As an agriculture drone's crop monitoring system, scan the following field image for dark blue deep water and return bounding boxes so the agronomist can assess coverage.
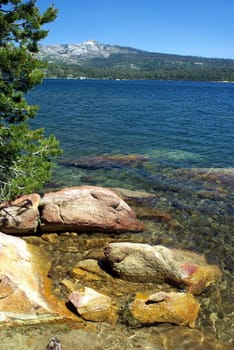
[29,79,234,168]
[27,79,234,345]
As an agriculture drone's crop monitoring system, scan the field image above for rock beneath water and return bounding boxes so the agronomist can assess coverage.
[40,186,143,233]
[0,193,40,234]
[129,291,200,328]
[104,242,222,295]
[135,207,172,223]
[0,232,70,323]
[112,187,157,203]
[0,323,232,350]
[68,287,118,323]
[59,154,149,170]
[175,168,234,186]
[71,259,111,281]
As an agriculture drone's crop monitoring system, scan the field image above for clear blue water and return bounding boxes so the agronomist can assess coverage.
[27,79,234,344]
[28,79,234,168]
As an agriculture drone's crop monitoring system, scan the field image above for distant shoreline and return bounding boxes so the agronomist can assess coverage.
[43,77,234,83]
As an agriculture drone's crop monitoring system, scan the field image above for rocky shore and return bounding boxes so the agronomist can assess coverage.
[0,186,233,349]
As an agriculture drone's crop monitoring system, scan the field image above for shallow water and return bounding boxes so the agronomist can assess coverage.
[9,79,233,348]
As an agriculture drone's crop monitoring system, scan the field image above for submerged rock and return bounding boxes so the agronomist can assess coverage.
[68,286,118,323]
[59,154,149,170]
[112,187,157,202]
[0,322,232,350]
[174,168,234,186]
[0,193,40,234]
[104,242,222,295]
[71,258,111,282]
[40,186,143,233]
[129,291,200,327]
[135,207,172,223]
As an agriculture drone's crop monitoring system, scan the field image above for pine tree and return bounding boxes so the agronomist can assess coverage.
[0,0,62,201]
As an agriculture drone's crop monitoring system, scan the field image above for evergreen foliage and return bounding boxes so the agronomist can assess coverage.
[45,62,234,81]
[0,0,61,201]
[43,49,234,81]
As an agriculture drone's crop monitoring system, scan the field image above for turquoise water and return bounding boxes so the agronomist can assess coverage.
[27,79,234,344]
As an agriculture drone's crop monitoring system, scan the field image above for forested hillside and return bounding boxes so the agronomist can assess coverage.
[40,40,234,81]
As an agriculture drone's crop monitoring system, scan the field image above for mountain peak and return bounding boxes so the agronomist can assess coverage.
[38,40,136,63]
[83,39,99,46]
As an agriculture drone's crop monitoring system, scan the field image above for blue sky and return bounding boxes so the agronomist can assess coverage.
[37,0,234,59]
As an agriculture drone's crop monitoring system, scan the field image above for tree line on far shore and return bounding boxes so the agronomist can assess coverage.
[45,62,234,81]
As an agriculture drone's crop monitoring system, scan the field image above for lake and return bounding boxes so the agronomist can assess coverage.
[29,79,234,168]
[26,79,234,347]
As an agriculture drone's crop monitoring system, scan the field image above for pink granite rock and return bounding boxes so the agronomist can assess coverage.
[40,186,143,233]
[0,193,40,234]
[104,242,222,295]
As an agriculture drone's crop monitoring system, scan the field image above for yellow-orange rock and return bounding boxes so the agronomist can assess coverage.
[71,259,111,282]
[69,287,118,323]
[0,231,73,323]
[129,291,200,328]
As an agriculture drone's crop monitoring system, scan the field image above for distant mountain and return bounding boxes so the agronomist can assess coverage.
[38,40,234,81]
[38,39,140,64]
